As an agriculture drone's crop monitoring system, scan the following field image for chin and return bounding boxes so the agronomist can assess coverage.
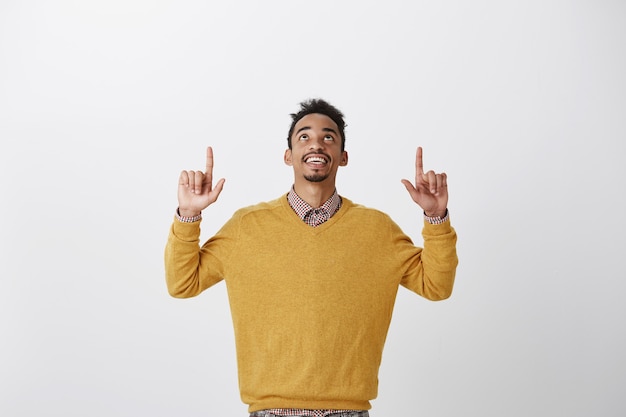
[304,174,329,183]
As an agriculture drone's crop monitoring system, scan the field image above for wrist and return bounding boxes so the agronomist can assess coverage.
[424,209,446,218]
[424,209,449,225]
[178,207,201,218]
[176,208,202,223]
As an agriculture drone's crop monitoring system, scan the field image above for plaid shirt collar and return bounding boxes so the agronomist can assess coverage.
[287,186,342,227]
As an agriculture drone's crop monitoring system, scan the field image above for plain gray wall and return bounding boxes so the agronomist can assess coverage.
[1,1,625,416]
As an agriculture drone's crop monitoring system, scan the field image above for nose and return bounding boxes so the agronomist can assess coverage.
[308,135,325,150]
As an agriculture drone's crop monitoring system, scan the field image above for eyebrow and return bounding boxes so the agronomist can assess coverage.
[295,126,338,135]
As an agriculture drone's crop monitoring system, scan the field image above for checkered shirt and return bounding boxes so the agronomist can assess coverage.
[287,187,342,227]
[262,409,356,417]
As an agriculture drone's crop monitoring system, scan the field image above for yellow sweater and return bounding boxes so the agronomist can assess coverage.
[165,195,458,412]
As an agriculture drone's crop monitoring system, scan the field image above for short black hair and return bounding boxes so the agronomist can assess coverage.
[287,99,346,151]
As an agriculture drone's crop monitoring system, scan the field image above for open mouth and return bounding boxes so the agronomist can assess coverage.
[304,154,329,166]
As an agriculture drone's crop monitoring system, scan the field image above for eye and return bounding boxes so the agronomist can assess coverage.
[299,134,309,141]
[324,135,334,141]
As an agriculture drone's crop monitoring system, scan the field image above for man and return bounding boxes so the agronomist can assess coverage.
[165,99,458,416]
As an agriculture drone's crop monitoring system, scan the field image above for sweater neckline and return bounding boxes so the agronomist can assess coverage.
[280,193,352,234]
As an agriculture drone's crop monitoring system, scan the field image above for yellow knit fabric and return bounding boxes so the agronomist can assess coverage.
[165,195,458,412]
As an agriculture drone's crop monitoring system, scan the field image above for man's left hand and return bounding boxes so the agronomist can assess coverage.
[401,147,448,217]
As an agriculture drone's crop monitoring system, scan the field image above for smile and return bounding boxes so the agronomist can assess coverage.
[305,156,328,164]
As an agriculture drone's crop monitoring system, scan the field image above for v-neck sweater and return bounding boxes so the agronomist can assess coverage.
[165,194,458,412]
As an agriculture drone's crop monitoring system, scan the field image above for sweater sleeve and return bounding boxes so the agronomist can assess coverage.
[397,219,458,301]
[164,214,239,298]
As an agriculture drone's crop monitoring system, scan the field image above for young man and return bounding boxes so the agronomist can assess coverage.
[165,99,458,416]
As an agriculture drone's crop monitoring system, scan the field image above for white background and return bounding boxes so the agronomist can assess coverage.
[1,1,625,416]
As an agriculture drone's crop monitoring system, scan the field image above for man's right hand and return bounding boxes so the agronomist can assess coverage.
[177,146,225,217]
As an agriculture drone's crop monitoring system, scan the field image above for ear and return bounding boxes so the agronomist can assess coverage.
[284,149,293,166]
[339,151,349,166]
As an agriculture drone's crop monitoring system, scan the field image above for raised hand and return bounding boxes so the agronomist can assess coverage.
[178,146,225,217]
[401,147,448,217]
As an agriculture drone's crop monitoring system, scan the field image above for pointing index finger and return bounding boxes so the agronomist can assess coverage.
[416,146,424,177]
[206,146,214,182]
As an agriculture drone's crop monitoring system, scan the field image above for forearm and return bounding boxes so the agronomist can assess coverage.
[164,219,205,298]
[419,219,458,300]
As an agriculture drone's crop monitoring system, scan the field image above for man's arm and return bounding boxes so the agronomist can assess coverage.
[399,147,457,300]
[165,147,227,298]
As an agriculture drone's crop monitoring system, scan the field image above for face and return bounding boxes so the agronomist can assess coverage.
[284,113,348,184]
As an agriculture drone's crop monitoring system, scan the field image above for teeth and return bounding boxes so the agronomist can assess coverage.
[306,157,327,163]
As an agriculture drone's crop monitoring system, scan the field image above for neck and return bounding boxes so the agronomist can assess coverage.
[292,179,336,208]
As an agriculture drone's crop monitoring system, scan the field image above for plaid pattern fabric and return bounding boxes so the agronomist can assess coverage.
[260,409,362,417]
[424,209,449,225]
[175,208,202,223]
[287,187,342,227]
